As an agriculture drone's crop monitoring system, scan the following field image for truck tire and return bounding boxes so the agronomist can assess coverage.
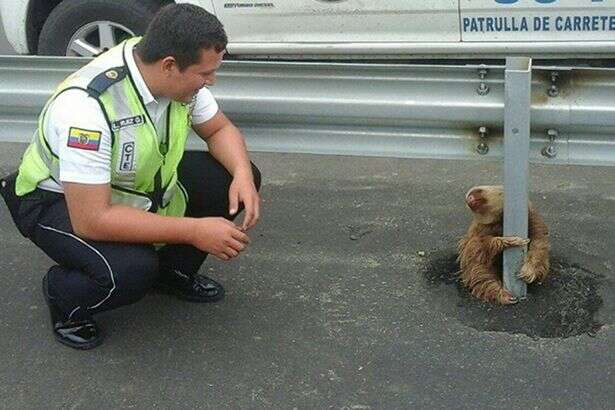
[38,0,169,56]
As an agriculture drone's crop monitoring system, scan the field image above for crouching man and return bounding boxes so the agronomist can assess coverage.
[0,4,261,349]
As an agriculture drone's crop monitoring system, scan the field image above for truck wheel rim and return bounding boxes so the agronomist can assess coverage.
[66,21,135,57]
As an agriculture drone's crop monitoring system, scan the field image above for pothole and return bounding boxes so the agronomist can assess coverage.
[422,250,607,339]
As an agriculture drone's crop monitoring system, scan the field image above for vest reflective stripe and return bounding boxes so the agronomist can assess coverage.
[109,175,180,211]
[16,37,191,217]
[111,188,153,211]
[33,129,60,182]
[31,89,69,185]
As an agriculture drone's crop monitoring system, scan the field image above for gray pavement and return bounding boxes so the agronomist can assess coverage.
[0,142,613,409]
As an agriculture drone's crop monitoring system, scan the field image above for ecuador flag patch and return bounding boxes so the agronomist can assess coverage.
[67,127,102,151]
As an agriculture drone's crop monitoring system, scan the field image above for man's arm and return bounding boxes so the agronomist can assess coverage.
[192,110,260,230]
[63,182,249,260]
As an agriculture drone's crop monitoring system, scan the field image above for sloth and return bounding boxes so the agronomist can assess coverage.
[457,185,550,305]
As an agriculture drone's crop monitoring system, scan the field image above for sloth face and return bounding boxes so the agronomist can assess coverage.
[464,185,504,225]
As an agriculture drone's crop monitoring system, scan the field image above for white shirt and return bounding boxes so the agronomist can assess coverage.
[38,41,219,192]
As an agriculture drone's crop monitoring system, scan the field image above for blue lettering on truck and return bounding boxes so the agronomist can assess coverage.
[495,0,558,4]
[463,0,614,33]
[495,0,602,3]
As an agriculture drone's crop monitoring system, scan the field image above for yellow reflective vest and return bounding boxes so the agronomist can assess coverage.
[16,37,191,217]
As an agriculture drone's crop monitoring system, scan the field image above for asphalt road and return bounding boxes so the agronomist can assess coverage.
[0,141,613,409]
[0,10,613,409]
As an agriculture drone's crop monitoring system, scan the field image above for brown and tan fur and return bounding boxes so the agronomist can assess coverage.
[457,185,550,305]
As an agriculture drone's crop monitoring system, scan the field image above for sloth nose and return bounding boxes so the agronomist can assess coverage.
[466,193,481,210]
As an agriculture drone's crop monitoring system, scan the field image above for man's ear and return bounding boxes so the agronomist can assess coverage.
[160,56,178,76]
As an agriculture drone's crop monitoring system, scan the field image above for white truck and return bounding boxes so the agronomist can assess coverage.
[1,0,614,61]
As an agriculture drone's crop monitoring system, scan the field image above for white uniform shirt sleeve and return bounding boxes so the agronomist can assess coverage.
[46,89,112,184]
[190,87,219,125]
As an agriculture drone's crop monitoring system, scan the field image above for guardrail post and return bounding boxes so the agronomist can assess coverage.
[503,57,532,300]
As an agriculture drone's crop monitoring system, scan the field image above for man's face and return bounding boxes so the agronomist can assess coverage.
[165,48,225,103]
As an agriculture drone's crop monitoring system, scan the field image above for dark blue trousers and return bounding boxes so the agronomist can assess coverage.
[2,152,260,321]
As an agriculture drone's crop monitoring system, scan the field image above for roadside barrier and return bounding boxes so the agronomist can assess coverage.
[1,56,614,166]
[1,56,613,297]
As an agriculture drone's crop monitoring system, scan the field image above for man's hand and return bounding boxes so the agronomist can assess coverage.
[228,170,261,231]
[191,217,250,260]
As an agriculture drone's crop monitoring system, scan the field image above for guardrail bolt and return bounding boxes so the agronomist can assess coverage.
[476,126,489,155]
[541,128,558,158]
[477,66,490,96]
[548,71,559,98]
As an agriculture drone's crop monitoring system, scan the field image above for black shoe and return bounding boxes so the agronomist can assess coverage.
[42,274,103,350]
[155,270,225,303]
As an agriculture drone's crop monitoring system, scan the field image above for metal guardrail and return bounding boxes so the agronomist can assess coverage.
[1,56,615,166]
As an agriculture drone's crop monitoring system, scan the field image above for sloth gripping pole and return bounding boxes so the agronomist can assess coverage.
[503,57,532,300]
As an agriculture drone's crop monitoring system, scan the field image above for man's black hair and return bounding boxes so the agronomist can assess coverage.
[136,4,228,70]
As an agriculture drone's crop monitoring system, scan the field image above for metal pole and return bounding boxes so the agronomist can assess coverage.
[503,57,532,299]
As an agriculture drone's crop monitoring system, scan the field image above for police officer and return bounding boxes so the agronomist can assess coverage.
[0,4,261,350]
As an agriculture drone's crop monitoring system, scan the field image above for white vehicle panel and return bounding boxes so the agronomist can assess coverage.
[0,0,29,53]
[461,0,615,42]
[210,0,460,43]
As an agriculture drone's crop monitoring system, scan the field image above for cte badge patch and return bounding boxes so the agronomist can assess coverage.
[67,127,102,151]
[111,115,145,131]
[120,142,135,172]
